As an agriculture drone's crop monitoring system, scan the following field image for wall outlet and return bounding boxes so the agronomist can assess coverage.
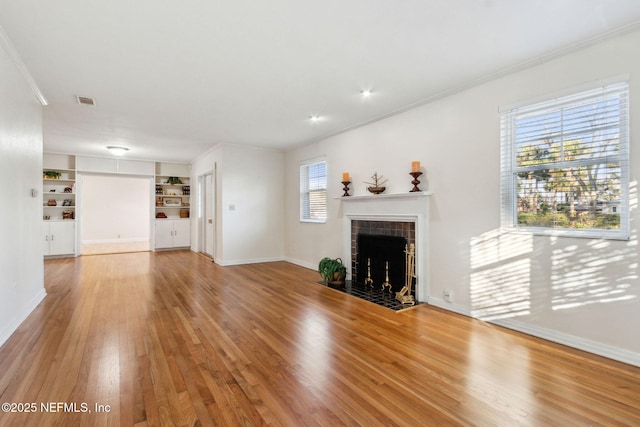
[443,290,453,303]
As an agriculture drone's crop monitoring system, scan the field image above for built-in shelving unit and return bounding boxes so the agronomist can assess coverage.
[154,162,191,249]
[43,161,76,221]
[42,153,77,257]
[41,155,192,254]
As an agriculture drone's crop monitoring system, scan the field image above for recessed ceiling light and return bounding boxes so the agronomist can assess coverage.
[309,115,322,123]
[106,145,129,156]
[360,89,373,98]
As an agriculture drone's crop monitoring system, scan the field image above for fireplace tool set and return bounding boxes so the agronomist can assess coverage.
[395,244,416,305]
[364,243,416,305]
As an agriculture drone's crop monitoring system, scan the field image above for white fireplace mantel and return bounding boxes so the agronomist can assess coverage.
[334,191,432,201]
[340,191,432,302]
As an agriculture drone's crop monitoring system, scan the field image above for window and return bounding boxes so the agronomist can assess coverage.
[300,159,327,223]
[500,81,629,239]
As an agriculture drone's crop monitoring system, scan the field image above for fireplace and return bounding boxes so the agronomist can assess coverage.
[340,192,431,302]
[353,222,414,293]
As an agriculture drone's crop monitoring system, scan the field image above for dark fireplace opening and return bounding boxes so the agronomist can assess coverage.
[356,234,407,292]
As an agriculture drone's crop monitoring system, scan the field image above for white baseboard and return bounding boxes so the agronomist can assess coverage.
[428,296,471,316]
[213,256,318,270]
[210,256,317,271]
[429,297,640,367]
[0,288,47,348]
[82,237,149,244]
[215,256,285,267]
[492,317,640,367]
[282,257,316,271]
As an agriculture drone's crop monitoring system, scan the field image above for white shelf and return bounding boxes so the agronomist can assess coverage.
[44,167,75,173]
[155,217,190,220]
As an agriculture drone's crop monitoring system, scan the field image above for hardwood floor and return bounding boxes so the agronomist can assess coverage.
[0,251,639,426]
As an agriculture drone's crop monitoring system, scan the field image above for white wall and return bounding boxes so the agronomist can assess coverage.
[81,174,151,243]
[192,144,285,265]
[0,39,45,346]
[284,30,640,365]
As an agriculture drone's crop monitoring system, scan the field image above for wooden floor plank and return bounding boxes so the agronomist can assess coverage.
[0,251,638,426]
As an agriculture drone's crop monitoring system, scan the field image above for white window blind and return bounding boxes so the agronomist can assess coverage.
[300,160,327,223]
[500,81,629,239]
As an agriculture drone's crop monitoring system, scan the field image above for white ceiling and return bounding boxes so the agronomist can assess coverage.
[2,1,640,163]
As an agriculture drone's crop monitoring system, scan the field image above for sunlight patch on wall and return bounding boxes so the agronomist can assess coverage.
[471,258,531,320]
[470,229,533,269]
[470,230,533,320]
[551,238,638,310]
[551,180,638,310]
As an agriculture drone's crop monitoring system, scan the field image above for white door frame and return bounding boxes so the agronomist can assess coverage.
[198,167,216,259]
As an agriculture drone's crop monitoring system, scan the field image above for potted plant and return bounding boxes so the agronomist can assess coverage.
[44,170,61,179]
[166,176,183,185]
[318,257,346,287]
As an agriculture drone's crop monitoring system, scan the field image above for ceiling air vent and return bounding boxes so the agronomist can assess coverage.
[76,96,96,106]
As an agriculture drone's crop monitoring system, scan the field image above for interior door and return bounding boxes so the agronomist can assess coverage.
[204,173,214,258]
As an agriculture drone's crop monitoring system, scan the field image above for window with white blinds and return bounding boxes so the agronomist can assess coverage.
[300,160,327,223]
[500,81,629,239]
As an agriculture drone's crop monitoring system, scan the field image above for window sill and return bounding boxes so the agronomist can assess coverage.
[300,219,327,224]
[503,226,630,241]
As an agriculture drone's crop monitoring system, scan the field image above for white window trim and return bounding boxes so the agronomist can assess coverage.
[500,79,630,240]
[299,157,327,224]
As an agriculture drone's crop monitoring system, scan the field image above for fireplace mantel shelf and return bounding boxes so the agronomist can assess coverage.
[335,191,432,201]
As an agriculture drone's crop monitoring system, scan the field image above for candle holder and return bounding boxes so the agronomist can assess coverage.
[409,172,423,192]
[341,180,351,197]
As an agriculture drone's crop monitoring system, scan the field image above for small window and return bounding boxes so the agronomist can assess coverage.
[300,160,327,223]
[500,81,629,239]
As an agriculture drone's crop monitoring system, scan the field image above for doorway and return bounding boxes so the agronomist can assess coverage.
[198,169,215,259]
[80,174,152,255]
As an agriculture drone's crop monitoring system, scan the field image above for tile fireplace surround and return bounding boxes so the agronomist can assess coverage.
[340,192,431,302]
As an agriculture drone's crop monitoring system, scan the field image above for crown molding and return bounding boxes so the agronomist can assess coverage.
[0,24,48,106]
[301,20,640,150]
